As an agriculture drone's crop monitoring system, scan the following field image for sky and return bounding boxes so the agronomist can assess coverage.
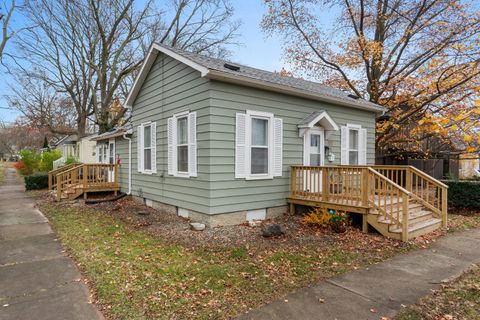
[0,0,285,124]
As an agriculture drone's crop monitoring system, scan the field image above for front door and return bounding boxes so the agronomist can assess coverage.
[303,128,325,192]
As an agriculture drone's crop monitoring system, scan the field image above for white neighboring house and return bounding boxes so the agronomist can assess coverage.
[52,134,97,169]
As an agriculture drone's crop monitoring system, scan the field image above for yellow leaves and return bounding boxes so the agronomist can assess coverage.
[466,146,476,153]
[463,135,473,143]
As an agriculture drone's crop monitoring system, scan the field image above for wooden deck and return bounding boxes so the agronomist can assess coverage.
[289,165,448,241]
[48,163,120,201]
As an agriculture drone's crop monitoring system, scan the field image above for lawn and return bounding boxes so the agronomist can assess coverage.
[39,199,416,320]
[395,264,480,320]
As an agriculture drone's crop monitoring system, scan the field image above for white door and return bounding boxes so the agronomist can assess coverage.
[303,128,325,192]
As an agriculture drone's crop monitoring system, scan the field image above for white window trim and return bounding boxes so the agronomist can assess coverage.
[342,123,366,165]
[175,113,189,177]
[245,110,274,180]
[168,111,196,178]
[303,127,325,166]
[108,139,115,165]
[139,121,155,175]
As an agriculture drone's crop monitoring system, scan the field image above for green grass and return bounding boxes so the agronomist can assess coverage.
[39,203,416,319]
[395,265,480,320]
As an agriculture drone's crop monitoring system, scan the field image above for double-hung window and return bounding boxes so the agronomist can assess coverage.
[235,110,283,180]
[251,117,269,174]
[167,111,197,177]
[341,124,367,165]
[137,122,157,174]
[176,116,189,173]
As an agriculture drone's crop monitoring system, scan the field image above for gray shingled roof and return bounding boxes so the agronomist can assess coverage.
[158,44,384,112]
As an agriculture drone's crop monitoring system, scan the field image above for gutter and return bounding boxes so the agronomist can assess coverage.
[122,130,133,195]
[205,70,386,114]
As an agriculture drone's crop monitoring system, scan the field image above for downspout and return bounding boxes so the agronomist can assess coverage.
[122,131,132,195]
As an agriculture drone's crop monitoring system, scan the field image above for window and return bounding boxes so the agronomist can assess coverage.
[341,124,367,165]
[309,133,322,166]
[167,111,197,177]
[251,117,269,174]
[137,122,157,174]
[109,141,115,165]
[143,124,152,171]
[177,116,189,173]
[235,110,283,180]
[348,128,359,165]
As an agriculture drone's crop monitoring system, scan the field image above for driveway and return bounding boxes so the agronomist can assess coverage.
[0,167,103,320]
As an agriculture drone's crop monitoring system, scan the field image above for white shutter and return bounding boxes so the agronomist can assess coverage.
[341,126,348,165]
[167,117,174,175]
[151,122,157,173]
[188,112,197,177]
[235,113,247,178]
[137,125,143,172]
[273,117,283,177]
[359,128,367,165]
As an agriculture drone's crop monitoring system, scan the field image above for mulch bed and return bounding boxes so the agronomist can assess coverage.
[38,191,409,253]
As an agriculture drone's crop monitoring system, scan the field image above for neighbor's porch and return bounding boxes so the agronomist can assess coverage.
[48,163,120,201]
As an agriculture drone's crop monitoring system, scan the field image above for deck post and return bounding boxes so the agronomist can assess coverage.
[290,166,296,198]
[405,168,412,192]
[441,187,448,228]
[322,167,329,202]
[402,193,409,242]
[362,215,368,233]
[361,168,369,207]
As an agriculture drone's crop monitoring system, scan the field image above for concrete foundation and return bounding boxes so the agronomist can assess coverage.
[130,196,288,228]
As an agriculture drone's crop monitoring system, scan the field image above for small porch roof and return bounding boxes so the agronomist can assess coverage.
[297,110,339,135]
[90,125,133,142]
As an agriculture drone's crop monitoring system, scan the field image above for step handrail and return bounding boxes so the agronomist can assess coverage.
[48,163,82,190]
[406,165,448,189]
[367,168,411,241]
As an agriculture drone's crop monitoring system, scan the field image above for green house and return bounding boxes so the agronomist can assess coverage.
[95,43,386,226]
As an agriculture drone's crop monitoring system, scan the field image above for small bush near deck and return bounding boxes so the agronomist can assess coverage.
[303,208,349,227]
[24,173,49,190]
[443,180,480,209]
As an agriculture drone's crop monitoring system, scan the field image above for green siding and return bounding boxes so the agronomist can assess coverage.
[207,80,377,214]
[129,53,212,213]
[116,53,377,215]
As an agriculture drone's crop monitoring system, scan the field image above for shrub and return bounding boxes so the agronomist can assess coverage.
[14,161,25,171]
[303,208,349,227]
[64,156,78,165]
[24,173,49,190]
[18,150,41,175]
[39,150,62,171]
[442,180,480,209]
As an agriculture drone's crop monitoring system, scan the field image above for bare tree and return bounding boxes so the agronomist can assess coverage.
[15,0,240,136]
[7,74,78,135]
[0,0,16,61]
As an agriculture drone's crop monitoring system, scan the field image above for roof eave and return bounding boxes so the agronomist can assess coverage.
[205,70,386,113]
[91,130,128,141]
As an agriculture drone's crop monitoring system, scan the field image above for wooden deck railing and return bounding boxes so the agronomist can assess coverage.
[372,165,448,227]
[48,163,82,190]
[290,165,448,235]
[52,163,119,201]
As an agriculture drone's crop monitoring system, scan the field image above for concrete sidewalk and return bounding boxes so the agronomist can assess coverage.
[239,227,480,319]
[0,167,103,320]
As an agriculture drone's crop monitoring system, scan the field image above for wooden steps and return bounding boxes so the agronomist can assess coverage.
[367,197,443,241]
